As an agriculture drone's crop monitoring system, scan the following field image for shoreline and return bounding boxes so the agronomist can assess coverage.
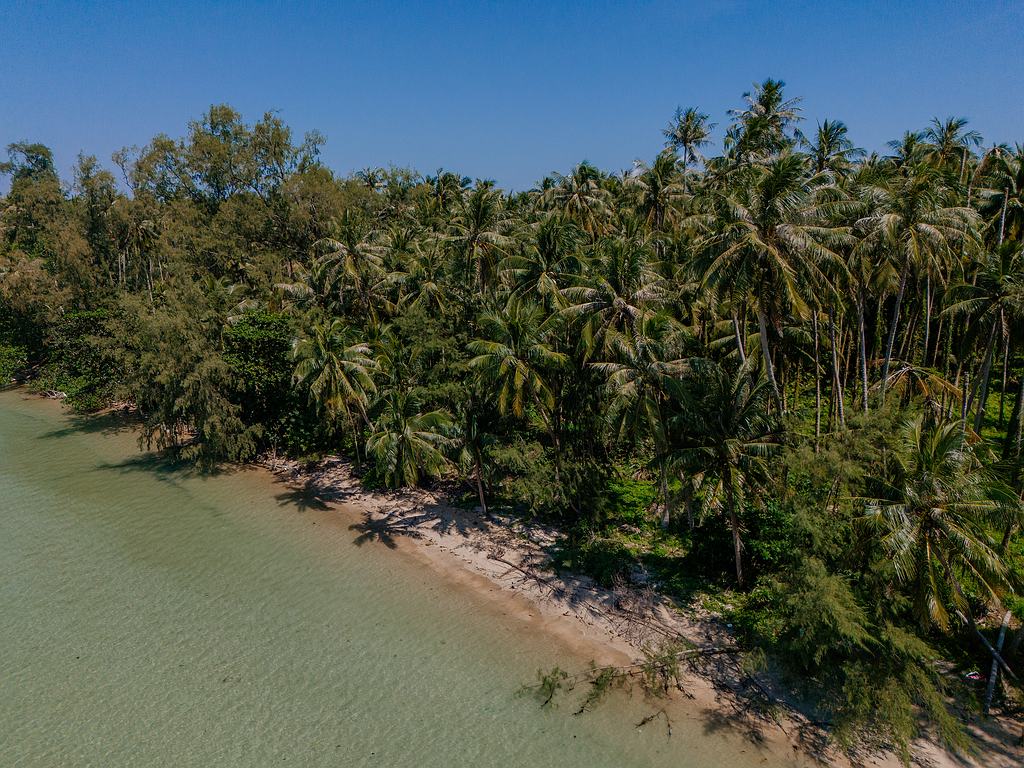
[12,390,1023,767]
[254,453,1024,768]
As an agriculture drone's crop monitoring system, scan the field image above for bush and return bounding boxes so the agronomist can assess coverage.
[0,343,27,382]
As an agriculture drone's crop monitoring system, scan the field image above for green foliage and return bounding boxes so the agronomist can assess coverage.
[2,92,1022,763]
[603,477,657,527]
[556,533,637,588]
[0,343,26,382]
[223,310,294,444]
[33,309,115,411]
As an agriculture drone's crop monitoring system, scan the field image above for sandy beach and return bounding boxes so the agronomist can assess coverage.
[257,452,1023,768]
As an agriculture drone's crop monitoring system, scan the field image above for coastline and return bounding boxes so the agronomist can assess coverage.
[10,390,1022,767]
[255,453,1024,768]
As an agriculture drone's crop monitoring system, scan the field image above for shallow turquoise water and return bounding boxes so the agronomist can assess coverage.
[0,390,798,767]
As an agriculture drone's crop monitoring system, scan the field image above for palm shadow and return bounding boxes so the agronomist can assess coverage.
[348,512,425,549]
[347,502,479,549]
[273,475,352,513]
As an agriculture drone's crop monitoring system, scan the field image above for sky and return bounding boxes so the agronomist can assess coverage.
[2,0,1023,192]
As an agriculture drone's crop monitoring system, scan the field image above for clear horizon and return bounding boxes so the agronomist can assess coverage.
[2,0,1023,192]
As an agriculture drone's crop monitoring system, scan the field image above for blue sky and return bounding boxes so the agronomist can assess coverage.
[2,1,1022,191]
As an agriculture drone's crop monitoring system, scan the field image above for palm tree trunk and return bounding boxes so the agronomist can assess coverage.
[475,457,488,517]
[756,306,783,412]
[1003,374,1024,460]
[999,188,1009,246]
[725,469,744,587]
[984,610,1013,715]
[972,319,999,433]
[829,309,845,428]
[813,314,821,442]
[881,260,910,404]
[923,274,931,365]
[999,337,1010,427]
[659,460,672,529]
[858,299,869,414]
[732,311,747,366]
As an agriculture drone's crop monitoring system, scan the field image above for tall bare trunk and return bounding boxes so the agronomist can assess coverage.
[829,309,845,428]
[659,461,671,529]
[858,299,869,414]
[756,306,783,412]
[475,454,488,516]
[725,469,743,587]
[984,610,1012,716]
[922,274,931,365]
[813,313,821,443]
[881,260,910,404]
[999,188,1009,246]
[1000,336,1010,426]
[972,320,998,433]
[732,310,747,366]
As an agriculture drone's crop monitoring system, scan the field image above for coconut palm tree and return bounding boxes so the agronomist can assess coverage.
[699,153,847,409]
[979,144,1024,247]
[313,211,385,317]
[468,297,567,421]
[594,317,688,526]
[500,214,583,309]
[667,360,778,586]
[561,234,669,358]
[292,318,376,459]
[630,150,687,235]
[863,416,1013,632]
[945,242,1024,430]
[367,387,453,487]
[663,107,715,185]
[726,78,802,160]
[854,166,979,402]
[540,162,610,239]
[798,119,863,176]
[449,184,509,293]
[922,116,982,185]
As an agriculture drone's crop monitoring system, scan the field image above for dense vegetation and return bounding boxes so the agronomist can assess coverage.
[2,81,1023,760]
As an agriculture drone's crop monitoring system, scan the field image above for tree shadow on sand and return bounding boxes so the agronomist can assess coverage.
[348,504,479,549]
[273,476,353,513]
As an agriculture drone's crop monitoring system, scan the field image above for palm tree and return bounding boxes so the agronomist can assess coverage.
[456,396,498,515]
[367,387,452,487]
[292,318,377,459]
[629,151,687,235]
[979,144,1024,247]
[468,297,567,421]
[500,214,583,309]
[700,153,847,409]
[854,166,979,402]
[314,211,385,317]
[663,107,715,179]
[863,416,1013,632]
[945,243,1024,430]
[726,78,802,160]
[449,185,509,293]
[561,235,668,358]
[871,360,960,415]
[594,317,687,526]
[922,117,982,185]
[540,162,610,239]
[798,119,863,176]
[667,360,778,586]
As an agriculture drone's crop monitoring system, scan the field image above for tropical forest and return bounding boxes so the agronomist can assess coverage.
[3,80,1024,762]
